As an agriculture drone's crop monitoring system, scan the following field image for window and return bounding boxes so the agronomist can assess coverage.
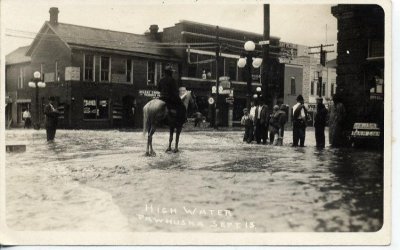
[310,81,314,95]
[227,59,237,81]
[100,56,110,82]
[188,54,197,77]
[331,83,335,96]
[322,82,326,96]
[147,61,156,85]
[18,67,24,89]
[84,54,94,81]
[126,59,132,83]
[83,98,109,120]
[290,77,296,95]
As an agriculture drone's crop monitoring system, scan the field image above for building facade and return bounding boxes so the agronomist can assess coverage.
[5,46,32,127]
[331,4,384,131]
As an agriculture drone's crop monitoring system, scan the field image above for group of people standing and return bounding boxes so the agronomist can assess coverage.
[241,93,339,149]
[241,99,288,146]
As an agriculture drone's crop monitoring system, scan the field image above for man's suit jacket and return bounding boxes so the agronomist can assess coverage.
[259,105,270,125]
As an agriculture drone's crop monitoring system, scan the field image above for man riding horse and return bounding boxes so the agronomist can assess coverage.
[158,65,186,125]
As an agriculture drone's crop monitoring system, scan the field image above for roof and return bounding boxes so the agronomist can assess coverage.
[178,20,280,41]
[27,21,176,59]
[326,58,337,68]
[6,46,31,65]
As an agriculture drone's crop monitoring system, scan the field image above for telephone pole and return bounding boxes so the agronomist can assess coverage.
[214,26,220,129]
[262,4,270,106]
[308,44,334,97]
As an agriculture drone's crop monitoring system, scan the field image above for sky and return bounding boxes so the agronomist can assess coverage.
[1,0,337,58]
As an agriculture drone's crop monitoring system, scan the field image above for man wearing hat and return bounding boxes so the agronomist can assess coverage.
[292,94,308,147]
[158,64,186,124]
[44,96,60,142]
[314,97,328,148]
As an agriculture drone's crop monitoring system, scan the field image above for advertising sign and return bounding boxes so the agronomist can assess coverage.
[65,67,80,81]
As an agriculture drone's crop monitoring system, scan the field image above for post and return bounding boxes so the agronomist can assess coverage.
[246,55,253,110]
[262,4,270,106]
[214,26,220,129]
[34,83,40,129]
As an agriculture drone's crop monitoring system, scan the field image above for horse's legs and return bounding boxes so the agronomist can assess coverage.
[166,127,174,152]
[149,126,156,156]
[174,126,182,153]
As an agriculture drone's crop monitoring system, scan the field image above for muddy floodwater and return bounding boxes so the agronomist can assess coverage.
[5,129,383,232]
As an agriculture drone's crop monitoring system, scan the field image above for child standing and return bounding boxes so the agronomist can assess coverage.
[241,108,253,143]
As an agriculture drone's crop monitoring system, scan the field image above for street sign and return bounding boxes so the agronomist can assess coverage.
[225,97,234,104]
[259,40,270,45]
[208,97,215,105]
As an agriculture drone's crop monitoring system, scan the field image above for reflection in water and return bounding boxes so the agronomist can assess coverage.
[6,129,383,232]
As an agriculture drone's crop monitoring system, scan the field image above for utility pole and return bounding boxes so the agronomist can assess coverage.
[262,4,270,106]
[308,44,334,97]
[214,26,220,129]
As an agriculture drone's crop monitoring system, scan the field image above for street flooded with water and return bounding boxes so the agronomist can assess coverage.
[5,129,383,232]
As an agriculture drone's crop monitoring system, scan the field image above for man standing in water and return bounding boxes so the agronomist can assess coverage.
[44,97,59,142]
[158,65,186,125]
[292,95,308,147]
[314,97,328,148]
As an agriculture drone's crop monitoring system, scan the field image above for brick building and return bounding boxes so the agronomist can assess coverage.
[5,46,32,127]
[6,7,179,129]
[331,4,384,130]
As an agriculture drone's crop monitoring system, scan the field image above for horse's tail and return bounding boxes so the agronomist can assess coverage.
[143,104,149,137]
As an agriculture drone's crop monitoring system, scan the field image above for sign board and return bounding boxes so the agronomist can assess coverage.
[219,76,230,81]
[351,123,381,138]
[44,72,55,83]
[259,40,270,45]
[211,86,217,94]
[353,123,379,130]
[65,67,80,81]
[220,80,231,89]
[139,90,160,98]
[208,97,215,105]
[252,74,261,81]
[225,97,234,104]
[111,74,127,83]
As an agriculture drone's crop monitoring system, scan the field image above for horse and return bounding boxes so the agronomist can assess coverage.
[142,91,197,156]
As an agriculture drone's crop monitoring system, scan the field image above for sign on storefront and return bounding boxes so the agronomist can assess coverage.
[139,90,160,98]
[65,67,80,81]
[351,123,381,138]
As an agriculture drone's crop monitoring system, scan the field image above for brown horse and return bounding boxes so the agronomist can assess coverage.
[142,91,197,156]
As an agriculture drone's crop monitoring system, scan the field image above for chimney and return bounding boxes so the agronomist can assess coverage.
[148,24,160,40]
[49,7,59,24]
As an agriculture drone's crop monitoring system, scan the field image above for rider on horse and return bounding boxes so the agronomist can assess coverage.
[158,65,186,125]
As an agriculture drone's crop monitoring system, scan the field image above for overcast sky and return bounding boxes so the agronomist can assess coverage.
[1,0,337,58]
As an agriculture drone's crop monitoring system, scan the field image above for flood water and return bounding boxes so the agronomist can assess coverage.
[5,129,383,232]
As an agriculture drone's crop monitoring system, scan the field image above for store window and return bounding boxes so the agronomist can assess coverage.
[100,56,110,82]
[83,98,109,120]
[290,77,296,95]
[322,82,326,96]
[310,81,314,95]
[147,61,156,85]
[84,54,94,81]
[18,67,24,89]
[331,83,335,97]
[227,59,237,81]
